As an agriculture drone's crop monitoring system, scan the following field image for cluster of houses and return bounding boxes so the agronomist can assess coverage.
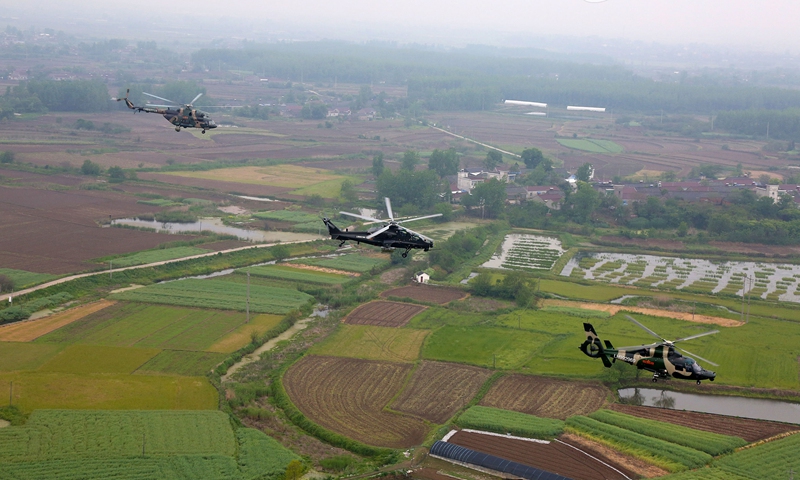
[448,166,800,210]
[276,104,378,121]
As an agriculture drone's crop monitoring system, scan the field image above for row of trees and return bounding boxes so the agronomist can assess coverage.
[715,108,800,141]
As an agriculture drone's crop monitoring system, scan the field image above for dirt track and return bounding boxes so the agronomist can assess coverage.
[542,299,744,327]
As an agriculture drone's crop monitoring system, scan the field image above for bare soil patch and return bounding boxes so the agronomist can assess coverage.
[480,375,609,420]
[392,362,492,424]
[447,430,634,480]
[542,299,743,327]
[284,263,359,277]
[344,301,427,328]
[283,355,428,448]
[609,404,799,442]
[380,267,409,285]
[0,300,115,342]
[382,285,467,305]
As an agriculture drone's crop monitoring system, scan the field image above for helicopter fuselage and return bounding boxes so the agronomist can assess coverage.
[323,218,433,256]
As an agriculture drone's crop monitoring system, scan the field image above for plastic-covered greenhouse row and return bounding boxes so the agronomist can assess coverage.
[429,441,572,480]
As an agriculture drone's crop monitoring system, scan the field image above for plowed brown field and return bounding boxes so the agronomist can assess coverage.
[381,285,467,304]
[447,430,634,480]
[392,362,492,423]
[283,355,428,448]
[344,301,426,327]
[480,375,609,419]
[609,404,800,442]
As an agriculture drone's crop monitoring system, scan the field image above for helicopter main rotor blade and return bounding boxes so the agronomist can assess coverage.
[189,93,203,106]
[384,197,395,222]
[339,211,384,223]
[366,224,392,239]
[673,330,719,343]
[396,213,443,224]
[613,342,661,351]
[676,347,719,367]
[624,315,665,342]
[145,104,175,109]
[143,92,178,105]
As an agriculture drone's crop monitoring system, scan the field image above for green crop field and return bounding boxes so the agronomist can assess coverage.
[587,410,746,456]
[110,279,313,314]
[311,324,429,363]
[136,350,227,376]
[0,372,217,412]
[37,304,248,352]
[566,416,711,472]
[243,265,350,285]
[290,177,363,198]
[105,247,211,267]
[422,325,554,369]
[0,342,62,372]
[539,279,635,302]
[0,410,299,480]
[556,138,624,153]
[37,345,160,375]
[0,268,57,289]
[253,210,320,223]
[291,254,388,273]
[456,406,564,439]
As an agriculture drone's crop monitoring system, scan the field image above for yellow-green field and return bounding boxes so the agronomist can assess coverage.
[0,342,62,372]
[310,324,429,363]
[206,313,283,353]
[163,164,360,189]
[37,344,161,375]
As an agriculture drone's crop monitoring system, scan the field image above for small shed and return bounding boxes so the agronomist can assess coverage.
[414,272,430,284]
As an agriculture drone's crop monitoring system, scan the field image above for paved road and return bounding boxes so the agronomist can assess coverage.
[430,125,521,158]
[9,240,313,301]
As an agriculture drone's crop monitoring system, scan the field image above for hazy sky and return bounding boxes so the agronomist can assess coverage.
[5,0,799,51]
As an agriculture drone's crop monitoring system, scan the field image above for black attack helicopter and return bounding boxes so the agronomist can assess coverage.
[322,197,441,257]
[114,89,217,133]
[579,315,718,384]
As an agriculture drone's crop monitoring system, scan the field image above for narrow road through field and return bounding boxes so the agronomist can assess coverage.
[8,240,314,301]
[429,125,521,158]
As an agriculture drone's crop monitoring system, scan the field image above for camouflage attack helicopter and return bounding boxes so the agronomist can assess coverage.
[579,315,718,384]
[322,197,441,257]
[114,89,217,133]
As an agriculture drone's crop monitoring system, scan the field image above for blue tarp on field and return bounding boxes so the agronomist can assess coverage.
[430,441,572,480]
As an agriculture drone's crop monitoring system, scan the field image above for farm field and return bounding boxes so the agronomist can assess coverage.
[0,300,115,342]
[290,254,388,273]
[37,344,160,374]
[481,233,566,271]
[391,362,492,423]
[421,326,553,369]
[135,350,228,376]
[310,324,429,362]
[480,375,609,419]
[455,406,565,439]
[243,265,350,285]
[104,246,212,267]
[608,404,800,442]
[343,301,427,327]
[0,342,62,372]
[445,430,633,480]
[110,279,313,314]
[206,313,283,353]
[380,285,467,304]
[556,138,624,153]
[0,268,57,289]
[282,355,429,448]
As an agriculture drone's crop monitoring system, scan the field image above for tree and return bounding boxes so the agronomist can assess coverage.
[401,150,420,171]
[576,163,593,182]
[462,178,507,218]
[484,150,502,170]
[376,169,442,210]
[80,159,101,175]
[428,148,460,177]
[372,152,384,178]
[108,165,125,183]
[0,151,13,164]
[521,147,544,169]
[339,179,358,204]
[565,181,599,223]
[0,274,13,292]
[660,170,678,182]
[285,460,305,480]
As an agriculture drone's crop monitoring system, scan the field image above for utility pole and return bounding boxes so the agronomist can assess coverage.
[8,381,12,406]
[246,268,250,324]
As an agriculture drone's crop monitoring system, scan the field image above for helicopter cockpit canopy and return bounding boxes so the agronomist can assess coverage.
[685,357,702,374]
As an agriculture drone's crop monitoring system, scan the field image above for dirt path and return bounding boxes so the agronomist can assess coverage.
[542,299,744,327]
[220,317,313,382]
[560,433,667,478]
[429,126,520,158]
[8,239,314,300]
[0,420,9,429]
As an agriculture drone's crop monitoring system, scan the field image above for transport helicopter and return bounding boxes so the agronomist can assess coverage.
[579,315,718,384]
[113,89,217,133]
[322,197,441,257]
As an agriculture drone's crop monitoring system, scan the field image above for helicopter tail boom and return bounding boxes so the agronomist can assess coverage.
[579,323,613,368]
[322,218,342,236]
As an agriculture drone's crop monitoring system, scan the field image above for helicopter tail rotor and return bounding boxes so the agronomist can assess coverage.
[579,323,612,367]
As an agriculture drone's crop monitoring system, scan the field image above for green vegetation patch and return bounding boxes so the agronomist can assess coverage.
[236,428,301,479]
[0,268,57,289]
[291,254,388,273]
[253,210,320,223]
[0,342,62,372]
[110,279,313,314]
[557,138,624,153]
[290,177,362,198]
[422,326,553,369]
[135,350,227,376]
[107,247,211,267]
[407,307,487,328]
[539,279,634,302]
[541,306,611,319]
[566,416,711,471]
[456,406,564,439]
[588,410,747,456]
[712,431,800,479]
[37,344,161,375]
[311,324,429,362]
[244,265,350,285]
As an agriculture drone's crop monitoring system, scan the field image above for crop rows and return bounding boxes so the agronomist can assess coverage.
[713,432,800,479]
[243,265,350,285]
[311,324,429,363]
[480,374,608,419]
[483,234,566,271]
[253,210,320,223]
[111,279,313,314]
[291,254,387,273]
[566,416,712,471]
[455,406,564,439]
[588,410,746,455]
[108,247,211,267]
[135,350,227,376]
[236,428,301,479]
[344,301,426,327]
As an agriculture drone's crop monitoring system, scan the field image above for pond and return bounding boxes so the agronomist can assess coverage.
[618,387,800,424]
[111,217,321,243]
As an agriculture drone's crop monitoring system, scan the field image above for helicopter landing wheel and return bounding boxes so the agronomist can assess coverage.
[697,380,701,385]
[175,126,181,132]
[202,129,206,134]
[402,252,408,258]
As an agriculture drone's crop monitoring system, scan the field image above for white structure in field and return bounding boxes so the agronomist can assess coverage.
[567,106,606,112]
[504,99,547,108]
[414,272,430,284]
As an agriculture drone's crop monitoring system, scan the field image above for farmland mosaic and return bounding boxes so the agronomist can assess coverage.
[482,234,566,271]
[562,252,800,303]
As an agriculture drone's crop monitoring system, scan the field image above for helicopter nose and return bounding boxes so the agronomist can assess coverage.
[208,120,217,128]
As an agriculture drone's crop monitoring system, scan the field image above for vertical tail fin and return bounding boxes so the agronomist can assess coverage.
[322,218,341,236]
